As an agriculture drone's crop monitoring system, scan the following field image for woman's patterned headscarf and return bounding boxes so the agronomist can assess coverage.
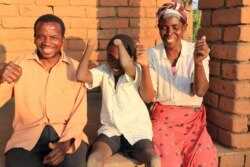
[156,2,187,24]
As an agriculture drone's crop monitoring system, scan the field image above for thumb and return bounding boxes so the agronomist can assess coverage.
[48,142,56,149]
[114,39,122,46]
[201,35,206,41]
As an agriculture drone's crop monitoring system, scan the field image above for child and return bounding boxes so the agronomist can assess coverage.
[77,34,160,167]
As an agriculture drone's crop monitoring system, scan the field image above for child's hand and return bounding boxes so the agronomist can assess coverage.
[83,39,96,58]
[114,39,122,46]
[135,43,148,67]
[194,36,210,65]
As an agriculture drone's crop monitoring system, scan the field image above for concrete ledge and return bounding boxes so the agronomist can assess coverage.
[1,93,250,167]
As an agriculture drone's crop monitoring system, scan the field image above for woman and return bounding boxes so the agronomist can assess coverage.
[137,2,218,167]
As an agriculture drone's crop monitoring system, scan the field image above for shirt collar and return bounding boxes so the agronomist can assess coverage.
[24,49,70,64]
[161,39,189,59]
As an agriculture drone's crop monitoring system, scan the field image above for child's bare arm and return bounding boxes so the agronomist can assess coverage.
[114,39,136,79]
[76,39,96,84]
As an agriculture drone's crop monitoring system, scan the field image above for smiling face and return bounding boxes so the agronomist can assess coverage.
[158,16,187,49]
[34,21,64,60]
[106,44,124,77]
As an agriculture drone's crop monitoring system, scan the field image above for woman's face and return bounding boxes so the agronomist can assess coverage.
[107,44,124,76]
[158,16,187,49]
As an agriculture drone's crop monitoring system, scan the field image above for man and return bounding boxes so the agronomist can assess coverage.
[0,14,88,167]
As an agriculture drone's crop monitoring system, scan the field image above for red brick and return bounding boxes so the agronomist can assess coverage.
[209,77,232,97]
[54,6,85,17]
[59,17,71,28]
[204,91,219,107]
[0,5,18,16]
[68,38,86,50]
[156,0,171,7]
[69,0,98,6]
[245,153,250,167]
[206,107,248,133]
[241,7,250,24]
[3,39,34,52]
[210,44,229,60]
[219,96,250,115]
[0,29,33,40]
[226,0,250,7]
[64,50,83,62]
[234,81,250,98]
[199,0,224,9]
[35,0,69,6]
[207,122,218,140]
[118,7,145,18]
[235,47,250,60]
[198,27,222,42]
[19,5,52,16]
[137,39,156,48]
[129,0,156,7]
[86,7,116,18]
[87,29,116,39]
[218,128,250,149]
[201,11,211,27]
[222,63,250,80]
[224,25,250,42]
[145,7,158,18]
[212,8,241,26]
[4,51,31,62]
[117,28,141,39]
[65,29,87,39]
[70,18,99,28]
[2,17,35,28]
[143,28,159,38]
[0,0,32,4]
[209,77,250,98]
[130,18,156,28]
[99,0,128,7]
[211,43,250,61]
[100,19,129,29]
[220,154,245,167]
[98,40,109,50]
[209,60,221,76]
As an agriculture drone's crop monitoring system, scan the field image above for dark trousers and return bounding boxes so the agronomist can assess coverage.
[5,125,88,167]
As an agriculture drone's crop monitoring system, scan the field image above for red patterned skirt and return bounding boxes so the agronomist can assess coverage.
[151,103,218,167]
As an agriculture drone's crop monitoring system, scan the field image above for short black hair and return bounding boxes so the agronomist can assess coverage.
[107,34,135,57]
[34,14,65,37]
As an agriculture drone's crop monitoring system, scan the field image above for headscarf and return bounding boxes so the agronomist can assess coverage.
[156,2,187,24]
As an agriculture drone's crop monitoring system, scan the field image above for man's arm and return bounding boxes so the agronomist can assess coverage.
[0,62,22,107]
[44,84,87,166]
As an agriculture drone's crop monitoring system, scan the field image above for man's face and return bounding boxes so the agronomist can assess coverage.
[34,21,64,59]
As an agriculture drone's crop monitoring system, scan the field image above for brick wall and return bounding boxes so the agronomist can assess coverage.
[199,0,250,151]
[0,0,192,68]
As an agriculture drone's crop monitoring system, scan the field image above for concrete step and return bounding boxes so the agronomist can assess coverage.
[1,92,250,166]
